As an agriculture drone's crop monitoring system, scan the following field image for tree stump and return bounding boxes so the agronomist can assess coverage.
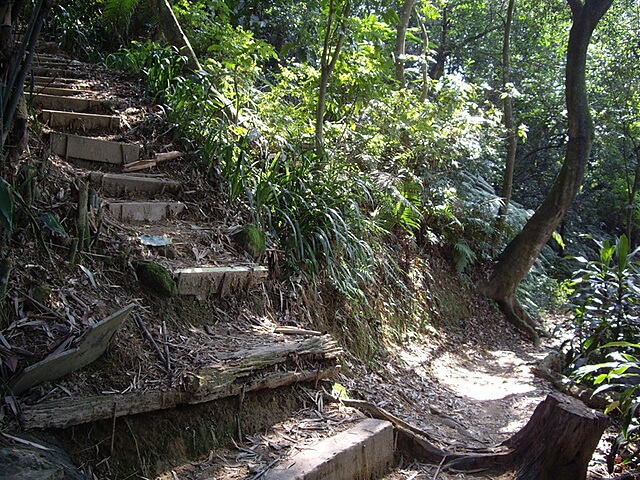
[443,392,609,479]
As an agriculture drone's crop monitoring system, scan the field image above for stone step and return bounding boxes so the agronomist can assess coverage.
[106,201,185,223]
[40,109,121,132]
[263,419,394,480]
[89,172,181,197]
[50,132,141,165]
[174,266,268,298]
[29,92,111,112]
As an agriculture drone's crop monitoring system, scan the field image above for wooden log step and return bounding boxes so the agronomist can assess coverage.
[20,335,341,430]
[106,201,185,223]
[40,109,121,132]
[89,172,181,197]
[50,132,141,165]
[175,265,269,298]
[28,92,111,112]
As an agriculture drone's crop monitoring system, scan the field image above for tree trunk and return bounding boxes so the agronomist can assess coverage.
[625,145,640,245]
[147,0,200,72]
[395,393,608,479]
[315,0,350,157]
[497,0,517,225]
[446,393,608,479]
[429,6,449,80]
[415,8,430,101]
[482,0,613,345]
[394,0,415,86]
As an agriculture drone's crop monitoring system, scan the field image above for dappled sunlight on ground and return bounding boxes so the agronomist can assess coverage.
[431,349,538,401]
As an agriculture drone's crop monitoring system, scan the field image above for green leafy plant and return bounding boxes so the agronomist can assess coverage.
[567,235,640,472]
[567,234,640,360]
[572,341,640,472]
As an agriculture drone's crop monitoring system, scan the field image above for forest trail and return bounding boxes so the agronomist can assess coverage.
[2,47,614,480]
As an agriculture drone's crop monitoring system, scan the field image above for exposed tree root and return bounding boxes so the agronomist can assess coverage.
[327,392,608,480]
[496,295,541,347]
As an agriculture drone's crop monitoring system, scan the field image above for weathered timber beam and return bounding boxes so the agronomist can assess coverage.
[21,365,340,430]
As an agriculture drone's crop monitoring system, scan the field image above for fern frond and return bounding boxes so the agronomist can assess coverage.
[103,0,140,30]
[453,240,476,273]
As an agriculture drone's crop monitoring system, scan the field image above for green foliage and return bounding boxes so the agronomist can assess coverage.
[566,234,640,471]
[567,234,640,358]
[0,178,14,240]
[103,0,141,38]
[572,342,640,472]
[453,239,476,274]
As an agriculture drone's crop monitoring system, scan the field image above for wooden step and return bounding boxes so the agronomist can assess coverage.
[29,92,111,112]
[106,201,185,223]
[40,109,121,132]
[175,265,268,298]
[50,132,141,165]
[89,172,181,197]
[19,335,341,429]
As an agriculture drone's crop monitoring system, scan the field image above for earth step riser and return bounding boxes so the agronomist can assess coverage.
[28,92,111,112]
[264,419,394,480]
[175,266,269,298]
[106,201,185,223]
[89,172,181,197]
[30,86,89,96]
[41,109,121,132]
[30,75,83,86]
[50,132,141,165]
[31,66,85,79]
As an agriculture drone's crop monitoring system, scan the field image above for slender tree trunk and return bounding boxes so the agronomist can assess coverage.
[147,0,200,71]
[315,0,350,157]
[626,145,640,244]
[429,6,449,80]
[415,8,430,101]
[394,0,415,86]
[482,0,613,345]
[497,0,517,225]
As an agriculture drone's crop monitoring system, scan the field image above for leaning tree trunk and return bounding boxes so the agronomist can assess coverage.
[147,0,200,71]
[481,0,613,346]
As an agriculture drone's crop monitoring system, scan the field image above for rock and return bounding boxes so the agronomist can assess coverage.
[232,224,266,259]
[134,261,177,296]
[0,433,83,480]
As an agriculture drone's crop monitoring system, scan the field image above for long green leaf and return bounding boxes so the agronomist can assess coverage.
[0,178,14,237]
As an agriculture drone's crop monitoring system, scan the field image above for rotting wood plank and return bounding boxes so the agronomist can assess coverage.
[8,304,135,396]
[50,132,141,165]
[21,335,339,429]
[21,363,340,430]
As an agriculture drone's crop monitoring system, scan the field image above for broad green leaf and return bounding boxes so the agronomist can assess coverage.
[40,212,67,237]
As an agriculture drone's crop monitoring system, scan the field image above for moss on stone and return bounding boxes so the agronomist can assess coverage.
[134,261,176,296]
[233,224,266,259]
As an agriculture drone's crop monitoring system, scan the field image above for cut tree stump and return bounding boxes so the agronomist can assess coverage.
[374,392,608,480]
